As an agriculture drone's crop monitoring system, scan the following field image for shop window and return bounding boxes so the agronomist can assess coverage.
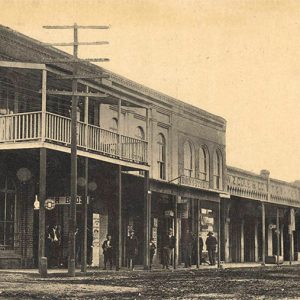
[198,147,209,181]
[213,149,223,189]
[0,176,16,250]
[183,141,194,177]
[157,133,166,180]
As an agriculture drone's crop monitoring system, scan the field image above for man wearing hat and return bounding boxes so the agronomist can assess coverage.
[206,231,217,266]
[162,228,176,269]
[126,229,138,270]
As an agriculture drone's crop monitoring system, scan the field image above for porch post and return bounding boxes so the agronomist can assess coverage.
[276,207,280,265]
[173,195,178,269]
[41,69,47,142]
[116,165,122,270]
[254,219,259,262]
[196,199,200,268]
[81,157,88,273]
[38,148,47,276]
[117,99,121,157]
[261,202,265,265]
[240,220,245,263]
[289,207,294,265]
[143,171,151,270]
[84,86,89,148]
[217,200,221,268]
[280,224,284,259]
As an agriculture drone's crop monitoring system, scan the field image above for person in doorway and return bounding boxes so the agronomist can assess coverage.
[126,230,138,270]
[102,234,113,270]
[199,235,204,265]
[75,227,82,267]
[162,228,176,269]
[47,224,61,268]
[206,231,217,266]
[182,229,193,268]
[149,238,156,270]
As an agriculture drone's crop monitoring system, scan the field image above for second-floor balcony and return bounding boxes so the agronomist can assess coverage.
[0,111,148,165]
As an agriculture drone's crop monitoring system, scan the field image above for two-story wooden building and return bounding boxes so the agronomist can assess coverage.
[0,25,226,270]
[0,25,299,271]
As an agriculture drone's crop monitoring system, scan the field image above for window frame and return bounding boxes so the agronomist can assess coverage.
[157,133,166,180]
[183,140,194,177]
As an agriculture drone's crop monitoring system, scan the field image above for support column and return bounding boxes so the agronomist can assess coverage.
[41,69,47,142]
[224,218,230,262]
[81,157,88,273]
[267,223,273,256]
[289,208,295,265]
[254,219,259,262]
[143,171,151,270]
[276,208,280,265]
[240,220,244,263]
[117,99,121,157]
[280,224,284,259]
[173,195,178,269]
[261,202,266,265]
[38,148,47,276]
[68,24,78,277]
[84,86,89,149]
[217,200,221,268]
[116,165,122,270]
[196,199,200,268]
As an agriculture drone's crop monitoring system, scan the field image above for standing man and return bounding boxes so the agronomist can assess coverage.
[149,237,156,270]
[102,234,113,270]
[126,230,138,270]
[199,235,204,265]
[162,228,176,269]
[206,231,218,266]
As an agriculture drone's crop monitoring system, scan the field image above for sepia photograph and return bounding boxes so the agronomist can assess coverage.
[0,0,300,299]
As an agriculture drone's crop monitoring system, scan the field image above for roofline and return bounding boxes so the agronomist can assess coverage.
[0,24,226,126]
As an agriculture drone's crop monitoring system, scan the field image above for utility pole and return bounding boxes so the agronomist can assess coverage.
[43,23,109,277]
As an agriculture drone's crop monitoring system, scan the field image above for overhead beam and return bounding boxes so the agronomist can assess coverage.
[45,41,109,46]
[43,25,110,29]
[0,60,46,70]
[45,66,149,108]
[42,58,109,63]
[42,90,107,98]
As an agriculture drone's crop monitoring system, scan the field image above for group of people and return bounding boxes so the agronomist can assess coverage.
[101,229,218,270]
[101,228,217,270]
[182,229,218,267]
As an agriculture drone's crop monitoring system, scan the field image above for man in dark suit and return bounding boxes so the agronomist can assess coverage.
[102,234,113,270]
[206,231,218,266]
[162,228,176,269]
[126,230,138,270]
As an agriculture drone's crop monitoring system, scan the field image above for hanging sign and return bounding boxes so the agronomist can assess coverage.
[45,199,55,210]
[46,196,89,205]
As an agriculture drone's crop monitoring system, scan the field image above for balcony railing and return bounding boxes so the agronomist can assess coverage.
[0,111,148,164]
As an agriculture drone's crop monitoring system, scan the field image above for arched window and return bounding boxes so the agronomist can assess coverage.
[0,78,14,115]
[0,176,16,250]
[135,126,145,140]
[110,117,118,132]
[183,141,194,177]
[213,149,223,189]
[157,133,166,180]
[198,147,209,181]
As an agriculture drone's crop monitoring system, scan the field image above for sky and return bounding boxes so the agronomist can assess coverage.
[1,0,300,182]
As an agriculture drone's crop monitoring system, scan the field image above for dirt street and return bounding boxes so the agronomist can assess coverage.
[0,266,300,299]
